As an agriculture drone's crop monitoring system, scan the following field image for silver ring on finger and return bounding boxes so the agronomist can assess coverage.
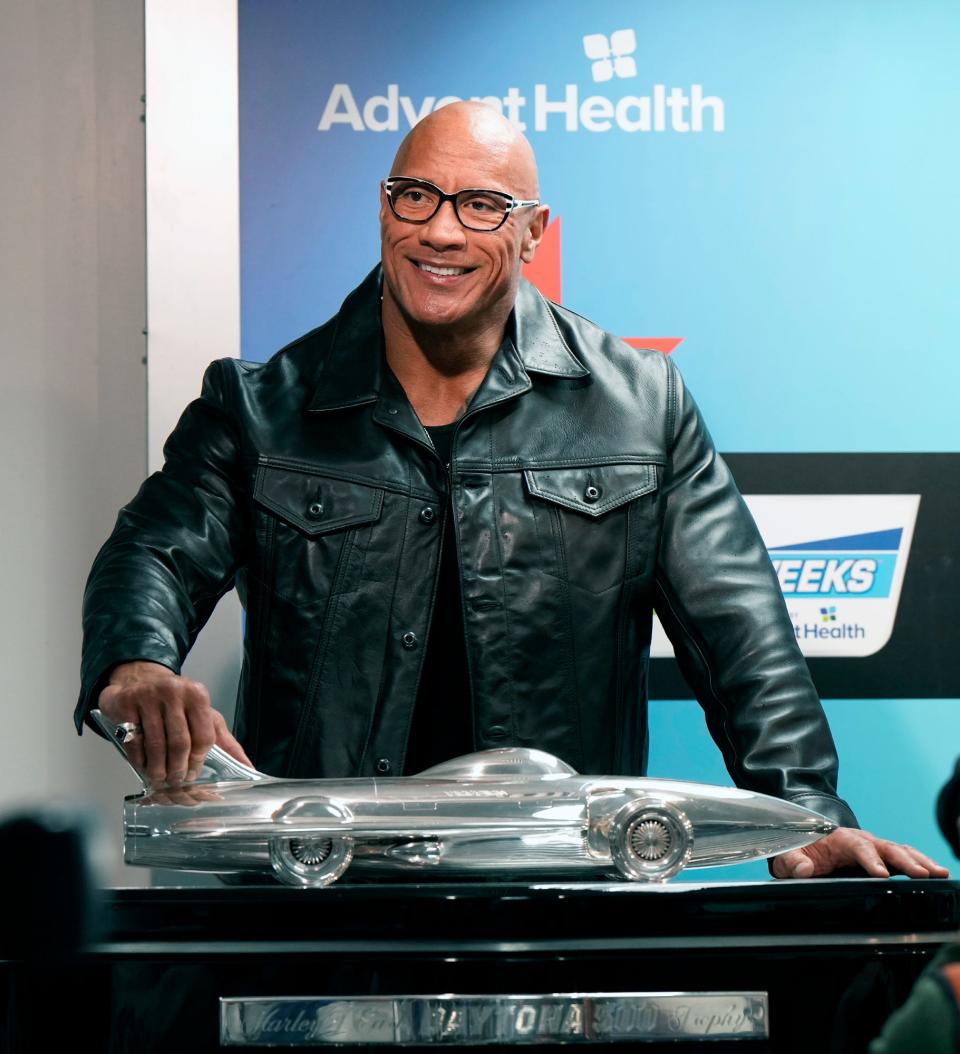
[114,722,143,745]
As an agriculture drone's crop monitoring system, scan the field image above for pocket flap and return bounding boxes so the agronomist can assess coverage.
[523,463,657,517]
[254,464,384,536]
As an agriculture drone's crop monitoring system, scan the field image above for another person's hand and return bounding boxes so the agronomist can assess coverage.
[772,827,949,879]
[98,661,252,787]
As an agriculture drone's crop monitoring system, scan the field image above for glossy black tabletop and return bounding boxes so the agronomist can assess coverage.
[95,877,960,954]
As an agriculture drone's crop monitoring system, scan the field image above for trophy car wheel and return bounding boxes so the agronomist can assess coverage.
[609,799,693,882]
[269,834,354,888]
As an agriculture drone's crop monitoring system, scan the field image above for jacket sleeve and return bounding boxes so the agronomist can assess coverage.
[653,358,858,828]
[75,359,248,733]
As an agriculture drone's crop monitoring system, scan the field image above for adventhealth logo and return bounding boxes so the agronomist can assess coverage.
[769,528,904,599]
[317,30,724,135]
[583,29,638,82]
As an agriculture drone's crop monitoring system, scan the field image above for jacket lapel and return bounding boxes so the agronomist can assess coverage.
[305,268,590,426]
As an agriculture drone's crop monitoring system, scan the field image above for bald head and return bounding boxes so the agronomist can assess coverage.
[391,101,540,199]
[379,99,549,353]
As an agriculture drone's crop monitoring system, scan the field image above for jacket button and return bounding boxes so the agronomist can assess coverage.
[487,725,508,740]
[375,758,392,774]
[418,506,437,525]
[583,485,601,503]
[401,631,418,649]
[306,501,324,518]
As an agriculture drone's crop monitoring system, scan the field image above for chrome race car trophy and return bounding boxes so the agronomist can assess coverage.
[92,709,834,888]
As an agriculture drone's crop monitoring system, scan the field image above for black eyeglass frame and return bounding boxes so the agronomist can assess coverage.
[383,177,540,232]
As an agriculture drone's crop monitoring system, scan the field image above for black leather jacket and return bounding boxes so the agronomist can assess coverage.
[77,267,857,827]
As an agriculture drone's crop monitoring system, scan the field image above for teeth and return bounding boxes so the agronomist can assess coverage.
[418,263,467,276]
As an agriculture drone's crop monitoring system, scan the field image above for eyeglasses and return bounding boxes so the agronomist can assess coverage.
[383,177,540,232]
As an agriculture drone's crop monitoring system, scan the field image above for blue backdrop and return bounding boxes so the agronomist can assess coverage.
[239,0,960,878]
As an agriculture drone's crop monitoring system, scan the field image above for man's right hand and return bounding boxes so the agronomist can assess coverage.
[97,661,252,786]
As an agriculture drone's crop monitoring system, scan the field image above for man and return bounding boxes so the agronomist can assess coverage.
[78,102,944,881]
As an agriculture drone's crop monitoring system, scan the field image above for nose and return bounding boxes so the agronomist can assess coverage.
[418,199,467,251]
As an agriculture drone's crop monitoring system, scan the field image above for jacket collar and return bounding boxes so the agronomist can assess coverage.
[307,265,588,414]
[512,278,589,379]
[307,267,385,413]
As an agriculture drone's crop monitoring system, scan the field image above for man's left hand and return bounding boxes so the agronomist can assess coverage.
[772,828,949,879]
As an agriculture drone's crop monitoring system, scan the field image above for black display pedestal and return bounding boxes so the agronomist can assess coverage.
[2,878,957,1052]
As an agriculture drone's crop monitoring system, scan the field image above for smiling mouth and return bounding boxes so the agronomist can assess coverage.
[414,262,475,277]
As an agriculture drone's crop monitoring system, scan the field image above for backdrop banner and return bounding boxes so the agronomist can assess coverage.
[237,0,960,866]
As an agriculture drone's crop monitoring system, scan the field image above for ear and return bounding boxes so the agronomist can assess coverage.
[519,205,550,264]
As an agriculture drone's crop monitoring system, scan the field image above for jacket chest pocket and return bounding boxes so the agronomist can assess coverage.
[524,463,660,594]
[252,462,384,608]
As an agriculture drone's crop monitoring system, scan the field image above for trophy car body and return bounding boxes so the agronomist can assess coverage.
[93,712,835,888]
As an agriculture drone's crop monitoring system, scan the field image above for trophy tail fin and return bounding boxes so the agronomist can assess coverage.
[89,708,149,785]
[198,745,268,783]
[89,709,268,786]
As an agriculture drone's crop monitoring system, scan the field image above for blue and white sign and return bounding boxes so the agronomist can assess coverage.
[652,495,919,658]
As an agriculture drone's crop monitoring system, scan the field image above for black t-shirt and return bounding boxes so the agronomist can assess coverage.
[403,422,474,774]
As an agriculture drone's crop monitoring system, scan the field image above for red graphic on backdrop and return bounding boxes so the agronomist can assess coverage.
[523,216,564,302]
[522,217,683,354]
